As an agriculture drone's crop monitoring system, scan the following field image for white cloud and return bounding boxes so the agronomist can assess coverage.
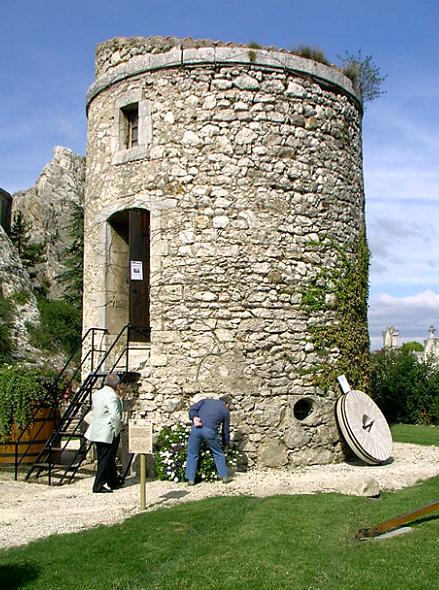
[366,198,439,293]
[363,94,439,302]
[365,166,439,203]
[363,97,439,203]
[369,289,439,350]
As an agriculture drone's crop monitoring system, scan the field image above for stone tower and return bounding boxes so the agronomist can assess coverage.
[84,36,367,468]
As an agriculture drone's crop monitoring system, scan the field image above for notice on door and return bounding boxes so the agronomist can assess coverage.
[128,419,153,454]
[130,260,143,281]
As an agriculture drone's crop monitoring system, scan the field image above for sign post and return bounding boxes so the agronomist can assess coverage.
[140,453,147,510]
[128,419,153,510]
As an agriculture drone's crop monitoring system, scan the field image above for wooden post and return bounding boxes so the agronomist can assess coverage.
[357,500,439,539]
[140,453,147,510]
[128,419,153,511]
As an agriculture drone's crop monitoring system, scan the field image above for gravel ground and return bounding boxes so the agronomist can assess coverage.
[1,442,438,550]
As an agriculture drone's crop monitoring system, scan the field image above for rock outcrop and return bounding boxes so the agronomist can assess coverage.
[0,146,85,361]
[11,147,85,299]
[0,225,39,361]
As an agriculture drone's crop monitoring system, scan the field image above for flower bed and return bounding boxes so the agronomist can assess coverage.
[154,421,241,483]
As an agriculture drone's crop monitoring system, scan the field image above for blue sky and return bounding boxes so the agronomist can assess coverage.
[1,0,438,349]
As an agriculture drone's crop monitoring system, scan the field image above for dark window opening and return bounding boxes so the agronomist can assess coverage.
[293,398,314,421]
[121,104,139,149]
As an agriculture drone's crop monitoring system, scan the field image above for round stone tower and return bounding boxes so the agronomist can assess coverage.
[84,36,368,468]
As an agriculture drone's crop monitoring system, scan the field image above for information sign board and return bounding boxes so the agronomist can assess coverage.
[128,419,153,454]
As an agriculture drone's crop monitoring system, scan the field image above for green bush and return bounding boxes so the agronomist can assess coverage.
[9,290,31,305]
[0,293,13,362]
[401,341,424,353]
[0,365,56,441]
[369,348,439,425]
[29,296,82,355]
[154,422,240,483]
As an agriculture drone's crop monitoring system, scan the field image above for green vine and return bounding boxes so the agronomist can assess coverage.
[301,229,370,391]
[0,365,57,441]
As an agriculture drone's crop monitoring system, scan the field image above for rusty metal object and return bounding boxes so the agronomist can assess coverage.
[356,500,439,539]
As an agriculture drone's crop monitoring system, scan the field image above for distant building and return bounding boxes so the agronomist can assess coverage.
[382,325,400,349]
[424,325,439,360]
[382,324,439,361]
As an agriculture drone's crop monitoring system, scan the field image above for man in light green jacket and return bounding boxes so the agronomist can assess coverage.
[85,373,123,493]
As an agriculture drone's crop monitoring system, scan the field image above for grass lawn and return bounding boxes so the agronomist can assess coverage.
[391,423,438,446]
[0,426,437,590]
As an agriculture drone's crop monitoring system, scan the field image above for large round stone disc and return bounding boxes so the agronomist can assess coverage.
[336,390,393,465]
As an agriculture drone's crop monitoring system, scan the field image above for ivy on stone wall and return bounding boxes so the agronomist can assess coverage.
[301,228,370,391]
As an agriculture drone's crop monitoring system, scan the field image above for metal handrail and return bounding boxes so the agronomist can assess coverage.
[13,328,107,479]
[22,323,149,485]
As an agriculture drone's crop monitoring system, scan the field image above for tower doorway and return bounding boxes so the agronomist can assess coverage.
[106,208,150,341]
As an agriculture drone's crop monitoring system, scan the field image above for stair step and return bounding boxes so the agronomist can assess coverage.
[18,329,143,485]
[30,463,84,472]
[56,431,85,437]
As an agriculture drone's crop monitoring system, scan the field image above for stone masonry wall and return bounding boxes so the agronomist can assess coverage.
[84,37,366,468]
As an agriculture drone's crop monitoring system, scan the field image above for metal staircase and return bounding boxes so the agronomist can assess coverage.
[15,324,148,485]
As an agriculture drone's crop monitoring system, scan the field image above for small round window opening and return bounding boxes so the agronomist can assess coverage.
[293,398,314,421]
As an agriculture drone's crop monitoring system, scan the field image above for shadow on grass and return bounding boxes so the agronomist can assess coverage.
[0,563,39,588]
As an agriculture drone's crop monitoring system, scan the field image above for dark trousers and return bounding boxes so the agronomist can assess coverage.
[93,434,120,492]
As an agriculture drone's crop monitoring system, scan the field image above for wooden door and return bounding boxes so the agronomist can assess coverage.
[128,208,150,341]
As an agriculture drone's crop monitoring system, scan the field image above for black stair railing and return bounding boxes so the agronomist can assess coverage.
[28,373,100,485]
[13,327,107,481]
[22,323,148,485]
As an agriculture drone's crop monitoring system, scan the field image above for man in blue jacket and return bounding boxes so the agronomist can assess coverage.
[185,395,232,485]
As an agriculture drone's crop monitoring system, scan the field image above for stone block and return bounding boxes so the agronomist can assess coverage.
[339,476,380,498]
[258,440,288,467]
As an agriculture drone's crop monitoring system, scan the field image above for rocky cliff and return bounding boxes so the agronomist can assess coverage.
[0,147,85,361]
[11,147,85,299]
[0,226,39,360]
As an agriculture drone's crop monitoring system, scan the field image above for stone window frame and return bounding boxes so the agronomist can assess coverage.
[111,89,152,165]
[121,103,139,149]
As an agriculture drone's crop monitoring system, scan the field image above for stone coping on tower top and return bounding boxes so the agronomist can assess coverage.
[87,35,362,111]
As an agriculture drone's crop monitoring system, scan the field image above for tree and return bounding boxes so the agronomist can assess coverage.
[369,348,439,425]
[339,50,387,104]
[8,211,45,269]
[58,201,84,309]
[401,341,424,353]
